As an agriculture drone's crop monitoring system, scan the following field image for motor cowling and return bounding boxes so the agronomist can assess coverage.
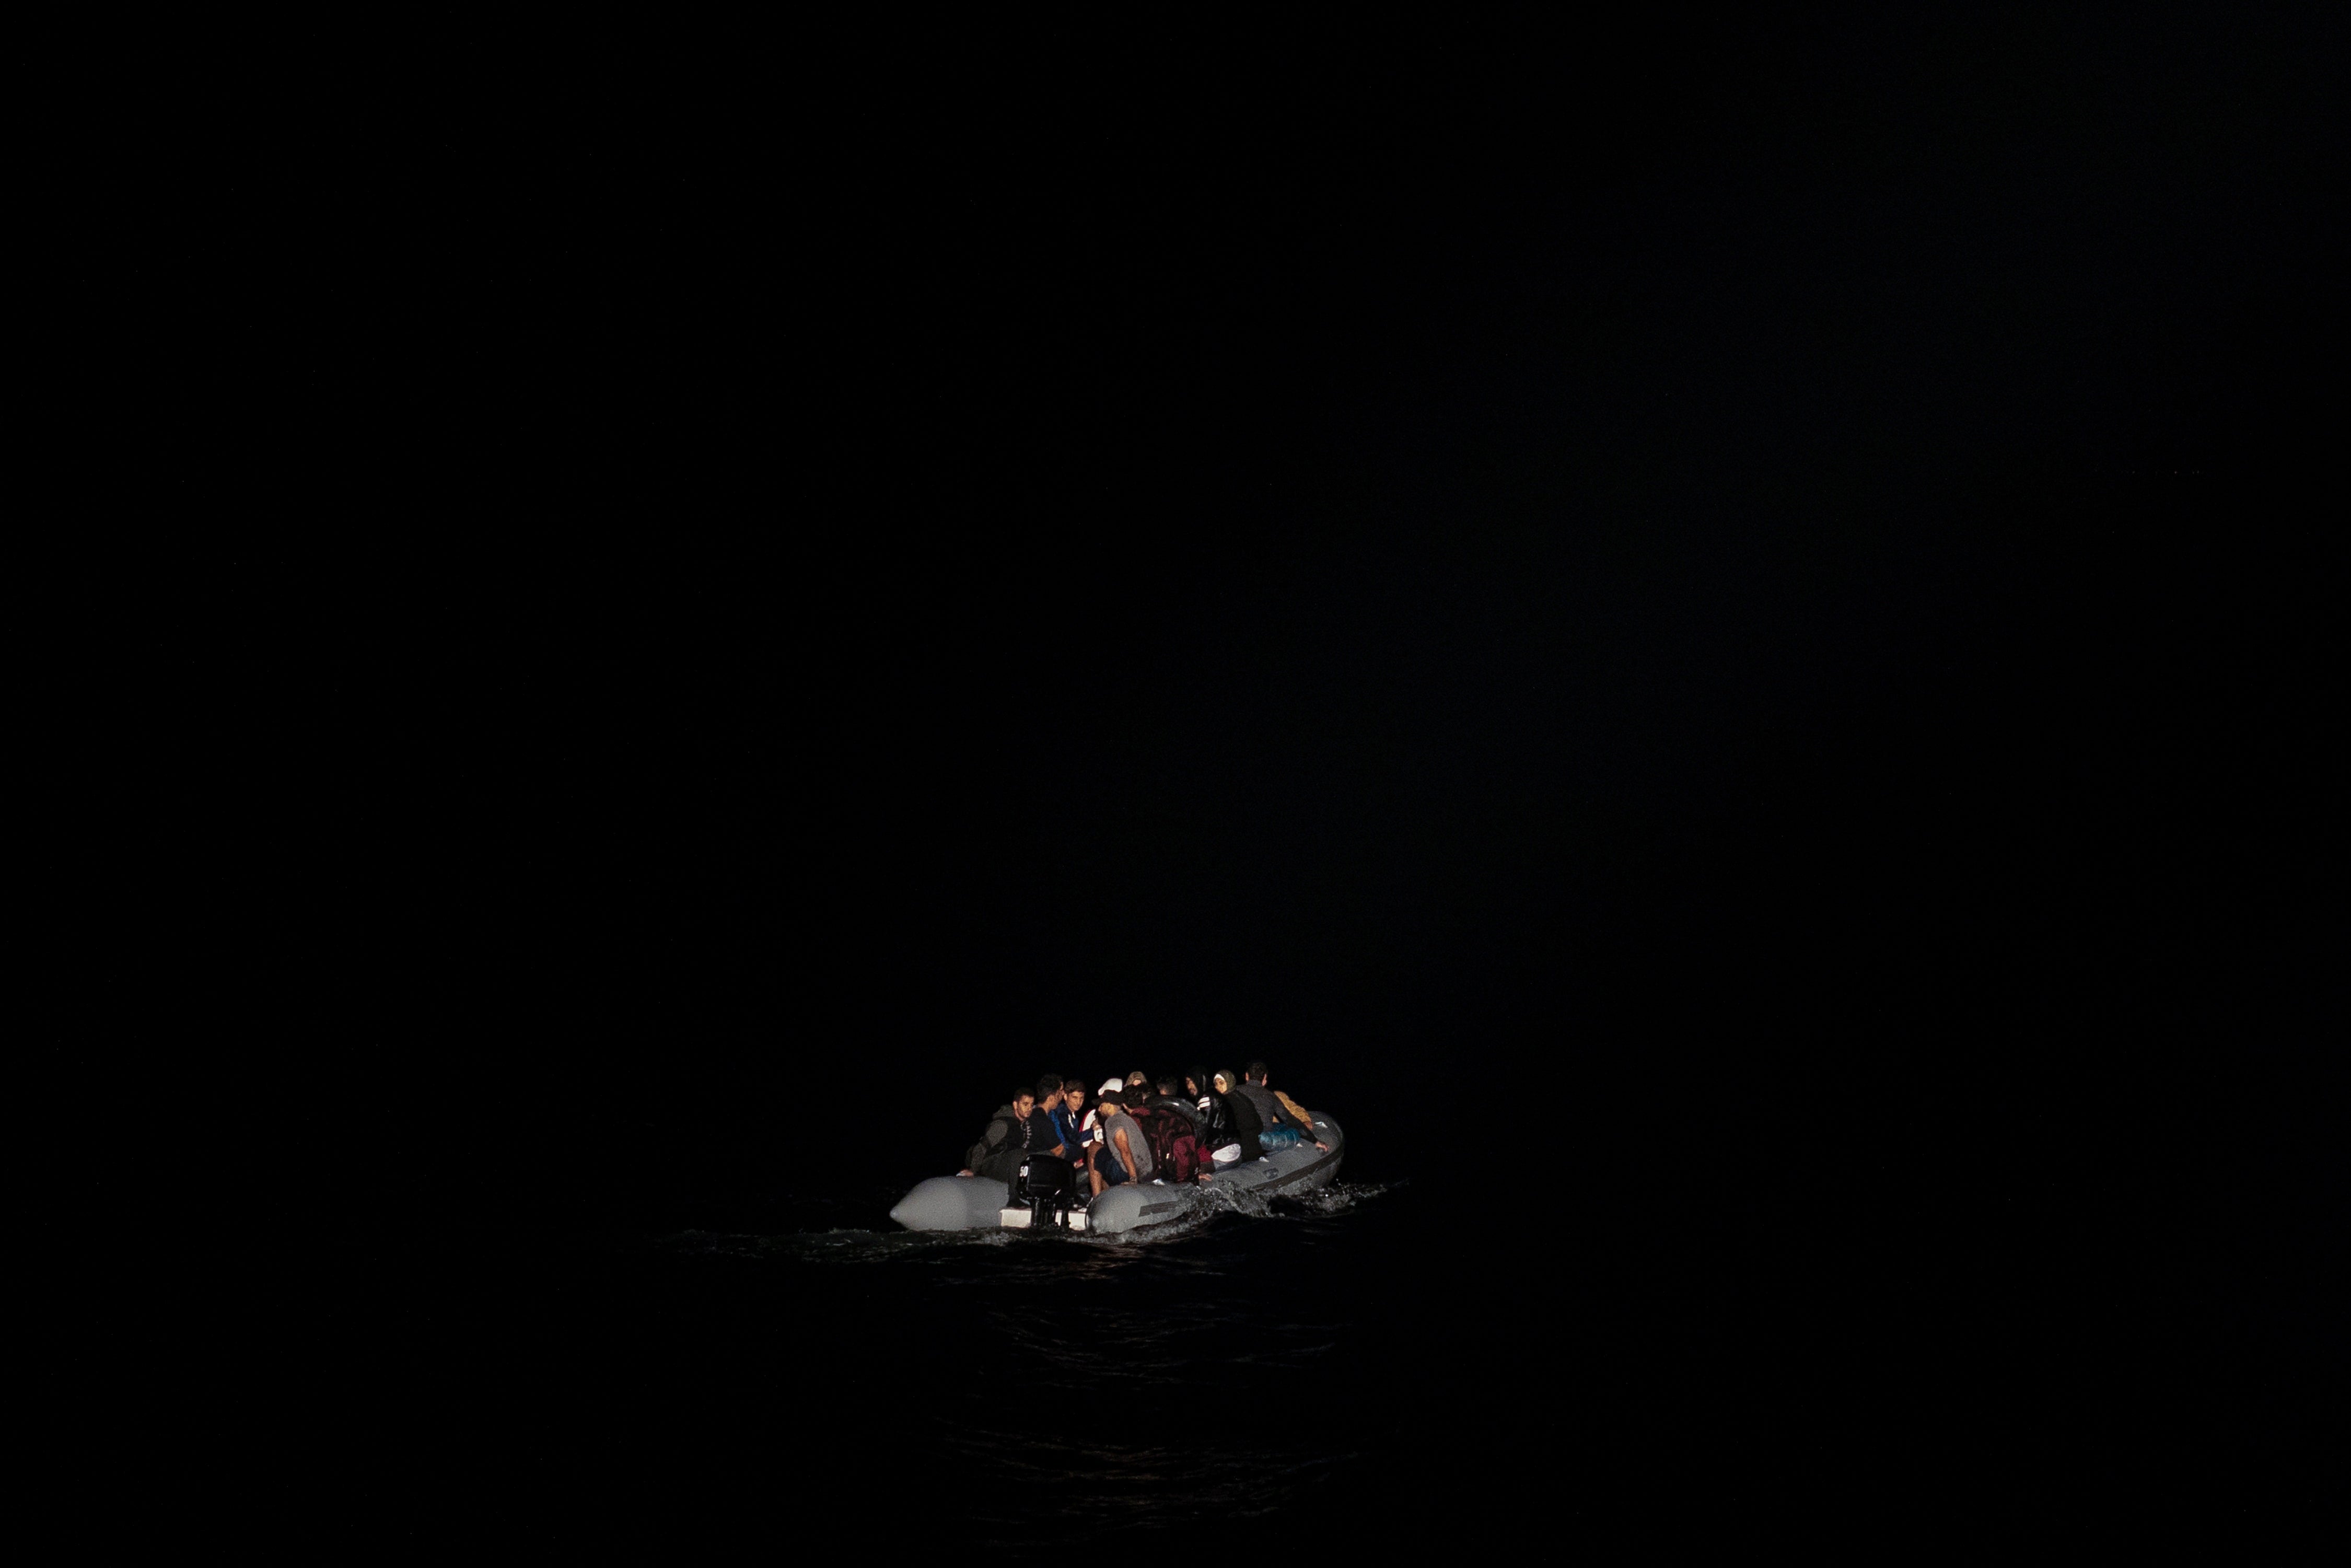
[1012,1154,1076,1227]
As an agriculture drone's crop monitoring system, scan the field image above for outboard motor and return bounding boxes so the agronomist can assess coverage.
[1011,1154,1076,1228]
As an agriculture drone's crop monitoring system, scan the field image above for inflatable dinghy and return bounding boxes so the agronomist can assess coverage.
[889,1111,1346,1236]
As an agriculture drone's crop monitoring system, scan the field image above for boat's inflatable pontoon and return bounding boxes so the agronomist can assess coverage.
[889,1111,1346,1236]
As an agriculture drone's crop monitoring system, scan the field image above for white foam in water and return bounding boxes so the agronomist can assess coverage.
[1118,1178,1399,1243]
[662,1181,1399,1260]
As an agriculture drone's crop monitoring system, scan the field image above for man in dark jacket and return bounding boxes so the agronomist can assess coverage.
[1029,1074,1069,1152]
[1238,1062,1328,1153]
[1148,1076,1197,1123]
[958,1086,1063,1182]
[1050,1078,1091,1172]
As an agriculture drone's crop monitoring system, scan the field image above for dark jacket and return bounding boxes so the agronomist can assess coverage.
[1186,1066,1259,1160]
[966,1104,1055,1180]
[965,1104,1022,1172]
[1233,1081,1303,1135]
[1221,1085,1265,1162]
[1023,1106,1066,1155]
[1189,1075,1226,1142]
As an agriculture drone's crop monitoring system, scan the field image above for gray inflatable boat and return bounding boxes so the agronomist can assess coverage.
[889,1110,1346,1236]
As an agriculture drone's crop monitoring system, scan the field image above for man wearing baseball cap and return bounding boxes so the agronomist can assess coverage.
[1088,1085,1156,1196]
[1083,1078,1121,1170]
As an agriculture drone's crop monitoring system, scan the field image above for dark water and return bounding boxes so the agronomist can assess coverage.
[316,1021,2338,1553]
[344,1175,1450,1548]
[308,945,2332,1561]
[691,1181,1407,1531]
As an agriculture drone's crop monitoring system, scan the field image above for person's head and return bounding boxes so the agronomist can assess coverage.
[1098,1087,1125,1111]
[1157,1077,1179,1096]
[1213,1069,1237,1095]
[1126,1071,1148,1089]
[1035,1073,1065,1107]
[1063,1083,1087,1113]
[1013,1090,1037,1118]
[1245,1061,1269,1084]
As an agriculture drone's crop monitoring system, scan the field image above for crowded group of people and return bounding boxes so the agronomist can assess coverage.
[958,1063,1329,1193]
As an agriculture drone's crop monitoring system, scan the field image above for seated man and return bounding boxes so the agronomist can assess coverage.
[1088,1087,1157,1195]
[1147,1075,1197,1122]
[959,1087,1040,1182]
[1029,1073,1070,1156]
[1237,1061,1328,1153]
[1052,1078,1093,1174]
[1092,1077,1123,1147]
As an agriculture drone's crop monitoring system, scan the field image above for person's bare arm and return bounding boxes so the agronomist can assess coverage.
[1113,1127,1138,1180]
[1276,1091,1330,1151]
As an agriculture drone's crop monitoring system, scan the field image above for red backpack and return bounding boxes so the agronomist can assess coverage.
[1124,1106,1204,1184]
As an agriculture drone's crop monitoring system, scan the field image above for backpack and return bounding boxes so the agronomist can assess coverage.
[963,1108,1019,1173]
[1162,1128,1204,1184]
[1124,1106,1204,1184]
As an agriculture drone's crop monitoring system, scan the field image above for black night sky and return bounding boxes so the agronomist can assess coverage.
[58,11,2339,1548]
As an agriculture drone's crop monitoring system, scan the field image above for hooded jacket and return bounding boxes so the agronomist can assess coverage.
[1187,1067,1225,1140]
[965,1103,1053,1178]
[1191,1067,1261,1162]
[1220,1081,1265,1160]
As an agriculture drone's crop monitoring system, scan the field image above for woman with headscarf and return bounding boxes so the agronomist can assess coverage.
[1212,1068,1264,1162]
[1185,1066,1237,1163]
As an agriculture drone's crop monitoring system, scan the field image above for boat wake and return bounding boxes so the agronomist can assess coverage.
[661,1179,1402,1264]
